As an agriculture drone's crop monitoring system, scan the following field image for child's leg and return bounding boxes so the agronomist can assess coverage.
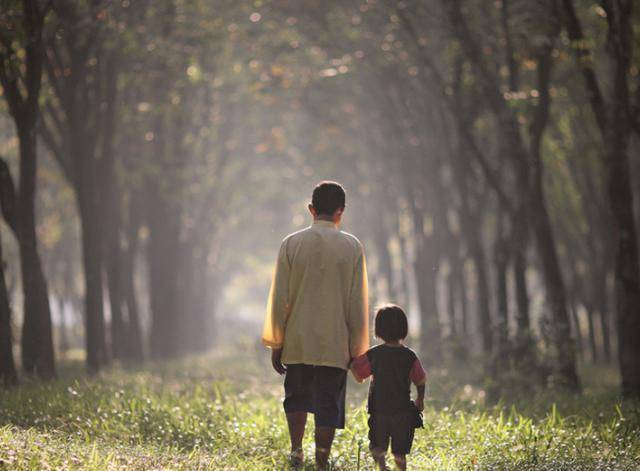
[314,426,335,470]
[371,448,387,470]
[389,412,413,471]
[392,454,407,471]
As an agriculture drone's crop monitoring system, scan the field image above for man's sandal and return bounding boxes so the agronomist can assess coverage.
[289,448,304,469]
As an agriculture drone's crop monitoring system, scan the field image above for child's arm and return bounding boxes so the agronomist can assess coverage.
[410,358,427,411]
[350,354,372,383]
[415,384,426,411]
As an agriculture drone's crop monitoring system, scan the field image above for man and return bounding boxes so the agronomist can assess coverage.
[262,181,369,469]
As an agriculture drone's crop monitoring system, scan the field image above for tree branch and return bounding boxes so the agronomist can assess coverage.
[43,46,66,106]
[529,44,554,181]
[0,43,25,117]
[441,0,505,115]
[395,4,515,216]
[39,117,74,183]
[560,0,608,133]
[23,0,46,113]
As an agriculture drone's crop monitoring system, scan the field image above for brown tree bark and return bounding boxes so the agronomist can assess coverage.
[440,0,579,389]
[40,12,123,372]
[123,197,144,362]
[449,144,493,355]
[446,271,457,337]
[0,229,17,386]
[568,297,584,362]
[372,219,395,302]
[145,113,182,359]
[106,225,126,361]
[494,215,510,356]
[594,272,612,362]
[457,261,469,336]
[147,193,182,359]
[585,306,598,363]
[562,0,640,395]
[77,194,108,371]
[0,0,56,379]
[104,175,128,361]
[513,247,530,335]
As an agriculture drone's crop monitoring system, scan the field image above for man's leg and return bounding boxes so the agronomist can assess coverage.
[284,365,313,466]
[314,426,335,469]
[371,448,387,470]
[286,411,307,451]
[392,454,407,470]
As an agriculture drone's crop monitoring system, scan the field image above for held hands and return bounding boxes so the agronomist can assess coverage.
[271,348,286,375]
[349,367,365,383]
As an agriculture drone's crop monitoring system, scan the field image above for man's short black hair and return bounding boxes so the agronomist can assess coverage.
[374,304,408,342]
[311,181,346,216]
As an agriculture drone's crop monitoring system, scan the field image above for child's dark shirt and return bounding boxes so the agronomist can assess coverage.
[351,344,426,414]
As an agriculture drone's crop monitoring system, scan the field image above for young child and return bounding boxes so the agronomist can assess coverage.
[350,304,427,471]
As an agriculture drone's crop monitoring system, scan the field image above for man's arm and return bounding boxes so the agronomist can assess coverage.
[261,241,290,356]
[348,247,369,359]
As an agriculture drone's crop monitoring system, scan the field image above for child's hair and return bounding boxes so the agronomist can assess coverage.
[374,304,408,342]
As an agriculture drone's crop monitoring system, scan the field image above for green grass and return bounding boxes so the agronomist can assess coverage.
[1,349,639,470]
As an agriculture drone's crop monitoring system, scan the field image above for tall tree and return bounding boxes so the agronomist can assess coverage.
[0,220,17,385]
[40,1,136,371]
[0,0,55,379]
[439,0,578,389]
[561,0,640,395]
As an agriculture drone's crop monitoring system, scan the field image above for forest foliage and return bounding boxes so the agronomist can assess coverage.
[0,0,639,399]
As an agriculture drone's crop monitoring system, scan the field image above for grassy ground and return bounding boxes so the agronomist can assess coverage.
[1,347,639,470]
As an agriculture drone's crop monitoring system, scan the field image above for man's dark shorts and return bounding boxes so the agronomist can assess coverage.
[368,412,416,455]
[283,364,347,429]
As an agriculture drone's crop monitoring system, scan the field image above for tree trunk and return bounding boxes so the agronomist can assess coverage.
[561,0,640,396]
[397,225,411,308]
[529,179,579,387]
[414,239,441,359]
[527,41,579,388]
[585,305,598,363]
[124,256,144,362]
[568,299,583,362]
[606,68,640,393]
[494,218,510,356]
[17,126,56,379]
[458,261,469,336]
[0,1,55,379]
[608,132,640,394]
[78,194,108,373]
[594,269,611,362]
[0,230,17,386]
[372,222,395,301]
[147,192,181,360]
[512,226,531,337]
[105,194,126,361]
[106,239,126,361]
[123,202,144,362]
[441,0,578,388]
[57,297,69,355]
[448,127,492,356]
[470,238,493,356]
[180,262,216,354]
[446,271,457,337]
